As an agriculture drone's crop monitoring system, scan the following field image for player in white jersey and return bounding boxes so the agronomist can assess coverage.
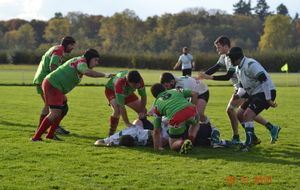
[198,36,278,144]
[227,47,281,152]
[173,47,195,76]
[160,72,210,124]
[94,118,168,147]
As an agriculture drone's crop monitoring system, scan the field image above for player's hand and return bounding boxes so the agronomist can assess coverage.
[192,67,195,71]
[267,100,278,107]
[108,74,115,78]
[158,147,164,150]
[198,72,206,79]
[107,141,115,146]
[232,94,240,100]
[126,123,135,127]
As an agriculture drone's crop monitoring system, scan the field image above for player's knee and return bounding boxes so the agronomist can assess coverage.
[227,104,237,112]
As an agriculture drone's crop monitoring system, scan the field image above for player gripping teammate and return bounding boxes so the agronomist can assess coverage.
[30,49,114,141]
[33,36,75,135]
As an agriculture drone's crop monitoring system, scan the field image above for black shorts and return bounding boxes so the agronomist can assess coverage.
[240,90,276,115]
[198,90,209,103]
[140,118,154,130]
[182,123,212,146]
[182,69,192,76]
[193,124,212,146]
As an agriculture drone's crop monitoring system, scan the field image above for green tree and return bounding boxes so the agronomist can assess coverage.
[233,0,252,16]
[254,0,273,21]
[99,9,144,52]
[16,23,36,49]
[43,18,73,43]
[3,30,18,49]
[258,15,292,50]
[276,3,289,16]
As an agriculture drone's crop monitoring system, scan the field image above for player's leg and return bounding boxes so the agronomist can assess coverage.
[105,87,120,136]
[226,96,245,142]
[196,91,210,124]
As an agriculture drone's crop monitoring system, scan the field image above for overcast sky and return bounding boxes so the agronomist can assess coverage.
[0,0,298,21]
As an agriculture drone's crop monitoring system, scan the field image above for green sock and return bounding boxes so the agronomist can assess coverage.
[211,129,220,143]
[265,122,273,131]
[232,134,240,141]
[245,127,254,147]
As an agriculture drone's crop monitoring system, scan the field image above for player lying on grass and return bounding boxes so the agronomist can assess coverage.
[150,83,200,154]
[94,117,168,147]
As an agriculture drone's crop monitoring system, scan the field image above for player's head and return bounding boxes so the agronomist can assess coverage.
[151,83,166,98]
[61,36,75,53]
[83,49,100,68]
[214,36,231,55]
[227,47,244,66]
[182,47,188,55]
[160,72,176,90]
[119,135,136,147]
[126,70,142,89]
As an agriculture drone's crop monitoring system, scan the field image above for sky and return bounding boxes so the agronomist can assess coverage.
[0,0,298,22]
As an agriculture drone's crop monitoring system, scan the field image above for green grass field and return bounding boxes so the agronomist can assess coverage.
[1,64,300,87]
[0,84,299,189]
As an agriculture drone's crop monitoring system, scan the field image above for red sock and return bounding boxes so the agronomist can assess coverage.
[109,117,119,136]
[46,116,63,138]
[32,117,52,139]
[188,135,195,144]
[38,114,47,128]
[179,140,185,146]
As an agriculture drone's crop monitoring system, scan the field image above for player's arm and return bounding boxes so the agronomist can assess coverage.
[153,117,163,150]
[200,69,235,80]
[119,104,134,127]
[174,58,182,69]
[257,72,277,107]
[138,96,147,119]
[192,59,195,71]
[204,63,222,75]
[82,69,114,78]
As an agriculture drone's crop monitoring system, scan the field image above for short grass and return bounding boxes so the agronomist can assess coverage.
[0,85,299,190]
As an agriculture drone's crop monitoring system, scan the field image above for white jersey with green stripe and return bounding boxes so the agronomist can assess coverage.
[103,125,150,146]
[236,56,276,96]
[174,76,208,94]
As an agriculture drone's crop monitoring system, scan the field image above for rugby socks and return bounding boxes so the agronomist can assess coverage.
[38,114,47,128]
[46,116,63,138]
[244,121,255,147]
[109,117,119,136]
[188,135,195,144]
[265,122,273,131]
[32,117,52,139]
[211,128,220,143]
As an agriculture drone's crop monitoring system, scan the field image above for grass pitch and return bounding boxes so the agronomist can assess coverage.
[0,85,299,189]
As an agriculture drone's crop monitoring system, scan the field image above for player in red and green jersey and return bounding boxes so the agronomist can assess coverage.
[33,36,75,134]
[105,70,147,136]
[150,83,200,154]
[30,49,115,141]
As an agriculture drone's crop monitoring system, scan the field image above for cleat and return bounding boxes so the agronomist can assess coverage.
[55,126,70,135]
[30,138,43,142]
[270,126,281,144]
[46,134,61,140]
[235,145,251,152]
[213,143,227,149]
[251,138,261,147]
[179,139,193,154]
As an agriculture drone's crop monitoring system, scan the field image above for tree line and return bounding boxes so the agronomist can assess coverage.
[0,0,299,71]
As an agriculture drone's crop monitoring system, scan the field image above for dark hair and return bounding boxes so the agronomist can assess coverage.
[60,36,75,49]
[214,35,231,48]
[151,83,166,98]
[83,48,100,66]
[119,135,135,147]
[126,70,141,83]
[183,47,188,51]
[160,72,175,84]
[227,47,244,64]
